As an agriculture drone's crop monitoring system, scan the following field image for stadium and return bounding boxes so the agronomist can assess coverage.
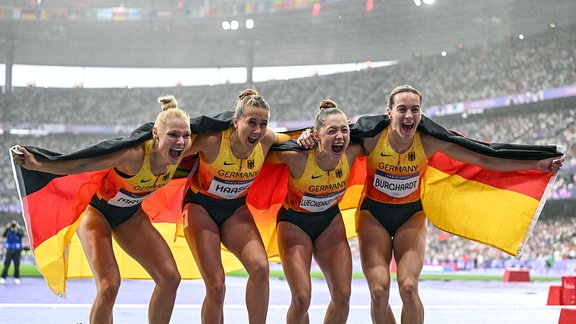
[1,0,575,323]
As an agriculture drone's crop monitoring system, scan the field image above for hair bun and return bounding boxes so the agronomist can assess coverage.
[158,95,178,111]
[318,99,337,110]
[238,88,258,100]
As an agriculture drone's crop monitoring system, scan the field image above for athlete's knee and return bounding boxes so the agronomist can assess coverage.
[247,259,270,283]
[330,284,351,308]
[398,281,419,303]
[97,277,121,302]
[370,284,391,305]
[157,269,181,292]
[291,291,312,313]
[206,281,227,303]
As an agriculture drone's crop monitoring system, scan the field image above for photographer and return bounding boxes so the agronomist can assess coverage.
[1,220,24,285]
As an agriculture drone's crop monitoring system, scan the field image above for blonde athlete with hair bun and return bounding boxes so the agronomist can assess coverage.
[11,96,194,324]
[181,88,277,324]
[267,99,363,324]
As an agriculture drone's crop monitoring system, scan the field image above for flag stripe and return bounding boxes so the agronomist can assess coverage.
[25,171,105,249]
[422,165,542,256]
[428,153,553,200]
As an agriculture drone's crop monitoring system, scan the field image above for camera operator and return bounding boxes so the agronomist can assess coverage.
[1,220,24,285]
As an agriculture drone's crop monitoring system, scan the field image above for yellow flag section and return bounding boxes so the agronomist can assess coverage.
[421,153,556,257]
[32,220,83,298]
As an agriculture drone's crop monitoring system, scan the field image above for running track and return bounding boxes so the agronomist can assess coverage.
[0,271,565,323]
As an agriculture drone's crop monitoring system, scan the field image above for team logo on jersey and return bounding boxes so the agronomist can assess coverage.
[408,152,416,161]
[335,168,343,178]
[247,159,255,169]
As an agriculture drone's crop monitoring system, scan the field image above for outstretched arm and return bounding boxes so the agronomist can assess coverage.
[424,135,564,173]
[11,144,143,175]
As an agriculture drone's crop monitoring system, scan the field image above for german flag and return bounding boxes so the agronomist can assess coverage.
[11,112,233,296]
[11,112,561,296]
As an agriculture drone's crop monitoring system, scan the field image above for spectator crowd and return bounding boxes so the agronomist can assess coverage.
[1,22,575,272]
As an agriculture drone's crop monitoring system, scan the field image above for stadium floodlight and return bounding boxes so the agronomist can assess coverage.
[223,19,254,31]
[414,0,435,6]
[245,19,254,29]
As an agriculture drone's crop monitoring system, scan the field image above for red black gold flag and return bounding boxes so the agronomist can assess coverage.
[11,112,561,296]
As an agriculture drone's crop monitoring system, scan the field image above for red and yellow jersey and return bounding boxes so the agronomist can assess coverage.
[283,150,350,213]
[98,139,178,208]
[192,128,265,200]
[363,127,428,204]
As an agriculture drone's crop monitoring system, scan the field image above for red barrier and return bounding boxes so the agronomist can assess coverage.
[547,285,562,305]
[502,268,530,282]
[561,275,576,305]
[558,308,576,324]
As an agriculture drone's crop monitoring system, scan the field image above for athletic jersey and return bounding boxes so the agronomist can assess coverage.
[97,139,178,208]
[191,128,265,200]
[363,127,428,204]
[283,150,350,213]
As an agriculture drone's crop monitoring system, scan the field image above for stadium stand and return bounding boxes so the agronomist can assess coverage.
[1,3,575,273]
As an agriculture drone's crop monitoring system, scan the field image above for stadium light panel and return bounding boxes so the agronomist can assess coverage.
[222,21,230,30]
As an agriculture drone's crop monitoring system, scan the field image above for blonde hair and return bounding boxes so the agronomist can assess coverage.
[314,99,346,131]
[154,95,190,130]
[234,88,271,122]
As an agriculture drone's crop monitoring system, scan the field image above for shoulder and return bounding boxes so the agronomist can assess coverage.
[121,141,147,159]
[361,131,383,154]
[192,131,223,151]
[260,127,278,150]
[420,132,453,157]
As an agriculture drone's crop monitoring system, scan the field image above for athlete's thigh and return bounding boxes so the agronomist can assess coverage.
[113,209,178,279]
[277,221,313,293]
[356,209,395,290]
[314,214,352,287]
[392,211,427,282]
[357,209,394,271]
[182,202,225,279]
[76,206,119,279]
[221,204,267,265]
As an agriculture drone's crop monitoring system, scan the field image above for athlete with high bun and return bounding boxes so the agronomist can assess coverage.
[11,95,193,324]
[267,99,363,324]
[181,88,277,324]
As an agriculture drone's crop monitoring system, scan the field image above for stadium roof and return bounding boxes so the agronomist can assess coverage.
[0,0,574,69]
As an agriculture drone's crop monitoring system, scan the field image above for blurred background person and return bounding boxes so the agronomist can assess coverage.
[1,220,24,285]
